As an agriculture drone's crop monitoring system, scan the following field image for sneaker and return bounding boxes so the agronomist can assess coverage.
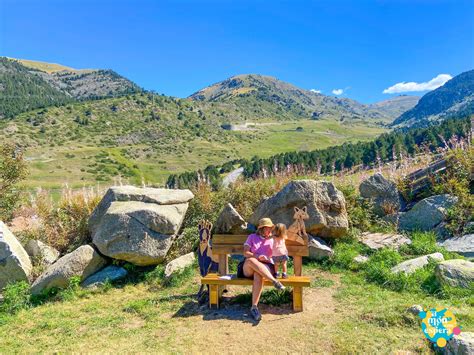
[274,271,280,278]
[273,280,286,290]
[282,272,288,279]
[250,306,261,321]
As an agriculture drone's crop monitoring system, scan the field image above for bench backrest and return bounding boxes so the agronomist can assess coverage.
[212,234,309,276]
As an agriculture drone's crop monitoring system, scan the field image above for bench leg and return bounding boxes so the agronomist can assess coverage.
[209,284,219,309]
[293,286,303,312]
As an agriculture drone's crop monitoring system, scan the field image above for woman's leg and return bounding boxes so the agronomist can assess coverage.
[243,258,277,283]
[252,273,264,306]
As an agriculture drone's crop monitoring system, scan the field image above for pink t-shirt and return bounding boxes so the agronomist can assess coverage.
[244,233,274,261]
[272,237,288,256]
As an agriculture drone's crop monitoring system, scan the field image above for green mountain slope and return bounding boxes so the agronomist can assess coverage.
[190,74,415,124]
[0,57,143,118]
[392,70,474,127]
[0,57,73,118]
[369,95,419,119]
[1,93,385,188]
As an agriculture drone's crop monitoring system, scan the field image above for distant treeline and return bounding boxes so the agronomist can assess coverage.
[166,117,471,189]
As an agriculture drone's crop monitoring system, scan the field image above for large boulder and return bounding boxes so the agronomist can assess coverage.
[359,173,405,216]
[31,245,107,295]
[89,186,193,266]
[390,253,444,275]
[249,180,348,238]
[81,265,127,289]
[444,332,474,355]
[308,236,334,260]
[215,203,247,234]
[399,194,458,232]
[164,252,195,279]
[435,259,474,289]
[24,239,60,265]
[359,232,411,250]
[437,235,474,258]
[0,221,32,289]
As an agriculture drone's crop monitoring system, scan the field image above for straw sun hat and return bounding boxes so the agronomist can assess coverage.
[257,218,274,229]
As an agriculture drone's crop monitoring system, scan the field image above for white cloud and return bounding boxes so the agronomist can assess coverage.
[383,74,452,94]
[332,88,344,95]
[310,89,321,93]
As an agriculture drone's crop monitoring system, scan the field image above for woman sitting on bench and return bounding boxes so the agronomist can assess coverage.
[236,217,286,321]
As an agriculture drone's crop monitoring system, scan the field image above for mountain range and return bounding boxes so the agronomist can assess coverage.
[189,74,419,124]
[2,57,420,124]
[1,56,472,188]
[392,69,474,128]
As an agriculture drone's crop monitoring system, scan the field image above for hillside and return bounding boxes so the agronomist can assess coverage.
[1,93,385,189]
[392,70,474,127]
[190,74,416,124]
[369,95,419,119]
[0,57,142,118]
[0,58,73,119]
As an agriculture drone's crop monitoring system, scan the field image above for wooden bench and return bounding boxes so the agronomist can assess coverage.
[201,234,311,312]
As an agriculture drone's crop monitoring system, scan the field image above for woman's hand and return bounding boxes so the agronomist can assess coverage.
[258,255,268,262]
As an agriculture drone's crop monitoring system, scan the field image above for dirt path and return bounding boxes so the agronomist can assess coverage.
[165,270,340,353]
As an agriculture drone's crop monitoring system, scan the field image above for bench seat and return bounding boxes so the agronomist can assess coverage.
[201,273,311,311]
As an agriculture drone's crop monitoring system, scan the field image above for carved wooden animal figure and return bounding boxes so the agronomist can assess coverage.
[287,206,309,245]
[197,220,219,278]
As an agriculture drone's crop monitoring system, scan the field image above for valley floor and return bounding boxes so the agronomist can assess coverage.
[20,120,385,190]
[2,265,470,353]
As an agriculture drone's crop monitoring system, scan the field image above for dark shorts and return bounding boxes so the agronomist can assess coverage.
[272,254,289,263]
[237,258,275,279]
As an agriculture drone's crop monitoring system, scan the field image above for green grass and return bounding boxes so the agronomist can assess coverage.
[0,260,471,353]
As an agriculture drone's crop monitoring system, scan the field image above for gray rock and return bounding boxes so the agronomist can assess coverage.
[438,235,474,258]
[444,332,474,355]
[359,173,405,216]
[391,253,444,274]
[359,232,412,250]
[0,221,32,289]
[308,236,334,260]
[81,265,127,289]
[24,239,60,265]
[90,186,193,266]
[399,194,458,232]
[353,255,369,264]
[463,222,474,235]
[433,222,452,239]
[382,212,403,226]
[249,180,348,238]
[215,203,247,234]
[435,259,474,289]
[164,252,195,278]
[407,304,423,315]
[31,245,107,295]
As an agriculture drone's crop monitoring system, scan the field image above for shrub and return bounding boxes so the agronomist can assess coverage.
[399,231,461,259]
[165,227,199,263]
[145,264,195,288]
[433,147,473,236]
[27,186,102,253]
[0,281,31,315]
[337,183,394,233]
[0,143,28,221]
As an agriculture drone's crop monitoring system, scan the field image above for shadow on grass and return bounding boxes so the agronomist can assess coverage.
[169,289,294,325]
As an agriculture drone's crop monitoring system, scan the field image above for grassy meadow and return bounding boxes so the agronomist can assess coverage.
[16,117,384,190]
[0,261,471,353]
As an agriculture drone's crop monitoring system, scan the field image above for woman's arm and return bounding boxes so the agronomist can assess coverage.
[243,245,255,259]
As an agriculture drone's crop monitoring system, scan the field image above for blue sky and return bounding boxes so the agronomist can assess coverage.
[1,0,473,103]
